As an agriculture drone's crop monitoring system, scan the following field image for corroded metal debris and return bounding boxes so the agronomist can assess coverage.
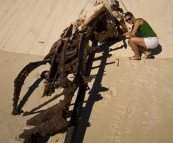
[12,3,127,143]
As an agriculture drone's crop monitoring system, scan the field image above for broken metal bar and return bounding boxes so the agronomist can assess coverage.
[59,38,69,87]
[12,60,49,115]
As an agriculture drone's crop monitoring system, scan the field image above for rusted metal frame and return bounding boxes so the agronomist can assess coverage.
[22,57,79,116]
[23,43,89,116]
[47,39,62,81]
[43,39,62,60]
[20,35,86,142]
[43,58,58,96]
[112,15,128,34]
[55,43,78,63]
[65,44,78,60]
[42,40,64,96]
[75,33,88,71]
[59,38,70,87]
[12,60,49,115]
[64,32,92,143]
[47,55,58,81]
[105,9,118,37]
[60,24,73,38]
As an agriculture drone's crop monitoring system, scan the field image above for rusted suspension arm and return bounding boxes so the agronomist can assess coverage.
[12,60,49,115]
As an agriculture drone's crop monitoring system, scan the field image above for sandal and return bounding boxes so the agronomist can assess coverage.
[145,54,155,59]
[129,56,141,60]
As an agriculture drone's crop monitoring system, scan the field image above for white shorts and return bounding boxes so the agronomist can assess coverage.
[144,37,159,49]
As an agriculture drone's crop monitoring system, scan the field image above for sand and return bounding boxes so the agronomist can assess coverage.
[0,0,173,143]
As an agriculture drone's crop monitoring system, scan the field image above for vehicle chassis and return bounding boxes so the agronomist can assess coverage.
[12,4,127,143]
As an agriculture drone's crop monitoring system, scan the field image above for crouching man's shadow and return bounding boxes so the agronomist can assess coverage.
[150,44,162,55]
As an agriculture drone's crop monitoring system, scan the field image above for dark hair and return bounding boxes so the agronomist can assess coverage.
[124,12,133,18]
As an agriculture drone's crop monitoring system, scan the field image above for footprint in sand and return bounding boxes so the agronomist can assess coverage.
[103,93,111,99]
[109,86,118,97]
[102,100,109,104]
[141,112,151,127]
[115,130,121,136]
[145,67,158,73]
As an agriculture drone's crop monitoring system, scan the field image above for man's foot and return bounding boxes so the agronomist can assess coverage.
[129,56,141,60]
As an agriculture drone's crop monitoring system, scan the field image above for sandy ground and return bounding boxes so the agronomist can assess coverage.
[1,0,173,143]
[0,49,173,143]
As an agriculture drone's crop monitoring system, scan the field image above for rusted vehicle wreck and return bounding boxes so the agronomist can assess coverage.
[12,2,128,143]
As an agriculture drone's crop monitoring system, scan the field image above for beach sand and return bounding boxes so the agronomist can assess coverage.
[0,0,173,143]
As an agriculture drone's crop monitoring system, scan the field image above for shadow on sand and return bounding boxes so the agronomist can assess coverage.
[16,36,129,142]
[74,42,118,143]
[36,42,119,143]
[15,35,162,143]
[17,78,44,112]
[151,44,162,55]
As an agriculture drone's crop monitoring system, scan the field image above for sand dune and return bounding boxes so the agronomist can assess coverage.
[0,0,88,55]
[0,0,173,57]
